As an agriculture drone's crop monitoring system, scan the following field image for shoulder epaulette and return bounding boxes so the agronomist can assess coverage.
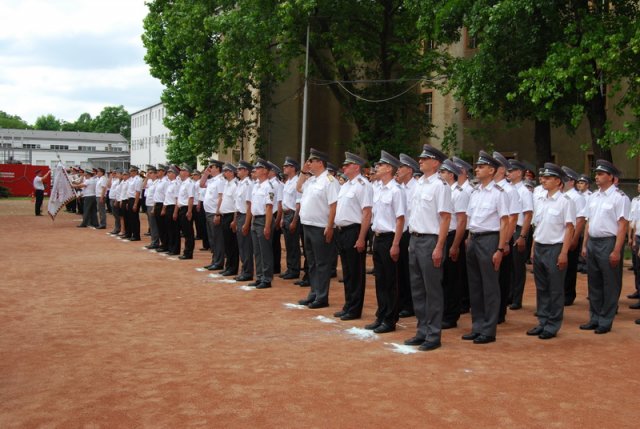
[357,177,364,185]
[456,185,463,191]
[564,195,571,200]
[440,178,447,185]
[327,175,334,182]
[494,184,504,192]
[268,181,274,189]
[617,189,626,196]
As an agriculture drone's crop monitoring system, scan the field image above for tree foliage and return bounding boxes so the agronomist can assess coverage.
[0,111,31,129]
[143,0,447,161]
[34,114,62,131]
[92,105,131,140]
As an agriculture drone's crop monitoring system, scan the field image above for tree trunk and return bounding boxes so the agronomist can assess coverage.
[585,83,612,162]
[534,119,552,169]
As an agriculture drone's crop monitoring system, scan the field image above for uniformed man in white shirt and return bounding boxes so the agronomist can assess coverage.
[267,161,284,275]
[249,159,276,289]
[162,165,181,255]
[176,164,195,259]
[403,145,451,350]
[107,169,122,235]
[32,169,50,216]
[560,166,587,305]
[452,156,474,313]
[452,156,475,196]
[297,148,339,308]
[463,151,510,344]
[95,167,108,229]
[232,160,255,282]
[439,159,470,329]
[396,153,419,319]
[153,165,169,252]
[200,160,226,270]
[333,152,372,321]
[528,163,575,339]
[117,170,130,237]
[74,168,98,228]
[492,152,522,322]
[507,159,534,310]
[580,159,630,333]
[280,156,303,280]
[143,166,160,249]
[219,163,239,275]
[365,150,406,333]
[126,165,143,241]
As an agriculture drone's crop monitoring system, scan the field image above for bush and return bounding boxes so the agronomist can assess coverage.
[0,186,10,198]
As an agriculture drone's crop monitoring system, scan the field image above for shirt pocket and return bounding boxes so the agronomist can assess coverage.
[380,192,393,205]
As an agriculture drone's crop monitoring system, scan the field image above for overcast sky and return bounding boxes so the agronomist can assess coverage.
[0,0,164,124]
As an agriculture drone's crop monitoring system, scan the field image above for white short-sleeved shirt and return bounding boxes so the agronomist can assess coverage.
[467,181,510,233]
[177,177,195,207]
[202,174,225,214]
[82,176,97,197]
[234,177,252,214]
[335,174,373,227]
[584,185,630,237]
[299,170,339,228]
[163,179,179,206]
[282,175,301,211]
[33,176,45,191]
[250,179,275,216]
[564,187,586,219]
[145,179,157,206]
[118,178,130,202]
[460,179,474,196]
[514,181,534,226]
[126,175,143,199]
[109,178,120,201]
[153,176,169,204]
[630,196,640,230]
[497,178,521,216]
[533,190,576,244]
[269,177,283,213]
[407,173,451,235]
[95,175,107,198]
[449,183,470,232]
[220,178,238,214]
[401,177,418,229]
[372,180,405,233]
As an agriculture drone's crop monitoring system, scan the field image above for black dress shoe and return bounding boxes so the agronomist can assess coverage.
[297,280,310,287]
[580,322,598,330]
[178,255,193,260]
[538,331,556,340]
[418,340,442,351]
[398,310,415,318]
[340,313,360,321]
[404,336,426,346]
[373,323,395,334]
[248,281,260,287]
[308,301,329,309]
[298,298,313,306]
[629,302,640,309]
[76,225,87,228]
[168,252,180,256]
[461,332,480,341]
[594,326,611,334]
[441,321,457,330]
[509,303,522,310]
[156,248,168,252]
[278,271,290,278]
[627,291,640,299]
[96,226,106,229]
[222,271,238,277]
[129,238,141,242]
[527,326,544,336]
[199,247,210,251]
[364,321,382,330]
[256,282,272,289]
[294,280,303,285]
[207,265,224,271]
[473,335,496,344]
[333,310,346,318]
[635,319,640,325]
[235,275,253,282]
[145,245,159,249]
[282,273,300,280]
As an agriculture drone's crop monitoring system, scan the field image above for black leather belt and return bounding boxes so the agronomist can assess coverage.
[374,231,394,237]
[411,232,437,238]
[469,231,499,239]
[336,223,360,232]
[253,215,265,219]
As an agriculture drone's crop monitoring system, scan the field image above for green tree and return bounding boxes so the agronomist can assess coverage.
[143,0,446,161]
[34,114,62,131]
[92,106,130,140]
[0,111,31,129]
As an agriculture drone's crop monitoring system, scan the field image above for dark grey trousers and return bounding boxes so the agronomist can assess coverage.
[533,243,566,334]
[96,196,107,228]
[110,199,120,233]
[251,216,274,283]
[303,224,334,305]
[146,205,160,246]
[81,196,98,227]
[206,212,225,266]
[587,236,623,329]
[409,234,444,342]
[511,226,528,306]
[236,213,254,277]
[282,210,301,275]
[466,233,501,337]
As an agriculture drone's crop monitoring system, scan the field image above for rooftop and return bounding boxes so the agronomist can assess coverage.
[0,128,128,144]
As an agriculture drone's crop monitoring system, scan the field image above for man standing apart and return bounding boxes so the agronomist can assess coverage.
[33,169,51,216]
[365,151,405,333]
[463,151,509,344]
[580,160,630,334]
[280,156,303,280]
[297,149,339,308]
[528,163,575,339]
[404,145,451,350]
[333,152,372,321]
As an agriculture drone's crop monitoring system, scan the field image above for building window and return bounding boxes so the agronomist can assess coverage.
[78,146,96,151]
[0,143,11,148]
[424,92,433,124]
[22,144,41,149]
[50,144,69,150]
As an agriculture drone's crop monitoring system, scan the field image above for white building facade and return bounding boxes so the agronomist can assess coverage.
[0,129,129,170]
[130,102,171,169]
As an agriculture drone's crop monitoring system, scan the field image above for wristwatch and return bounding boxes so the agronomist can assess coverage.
[497,248,505,253]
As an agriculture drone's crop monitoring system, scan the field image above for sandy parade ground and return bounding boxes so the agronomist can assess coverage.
[1,198,640,428]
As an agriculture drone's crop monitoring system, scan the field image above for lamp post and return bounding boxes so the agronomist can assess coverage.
[300,21,310,166]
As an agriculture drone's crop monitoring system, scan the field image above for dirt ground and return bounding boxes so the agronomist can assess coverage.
[1,198,639,428]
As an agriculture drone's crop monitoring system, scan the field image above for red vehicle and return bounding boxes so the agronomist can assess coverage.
[0,164,51,197]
